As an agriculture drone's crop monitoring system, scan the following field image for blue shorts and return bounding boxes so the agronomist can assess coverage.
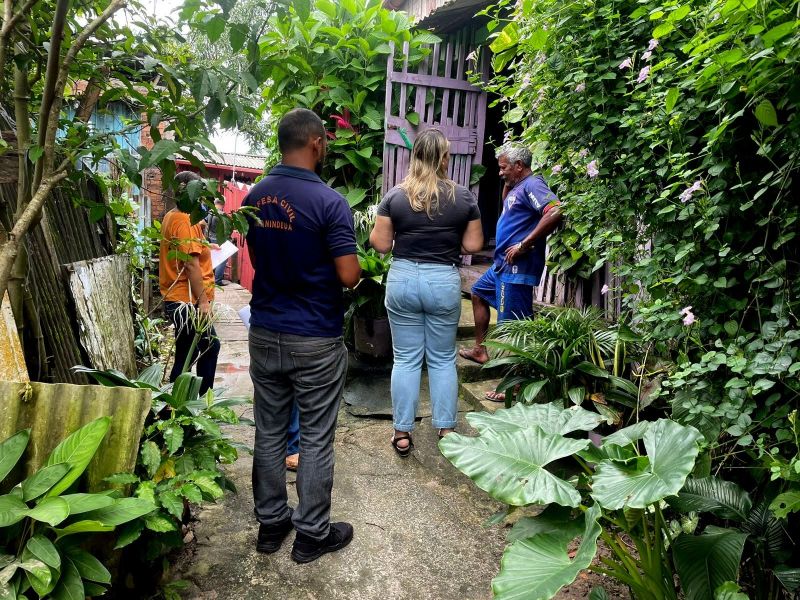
[471,267,535,322]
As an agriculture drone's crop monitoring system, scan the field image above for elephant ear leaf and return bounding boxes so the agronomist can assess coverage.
[591,419,702,509]
[440,426,589,507]
[673,526,748,600]
[0,429,30,483]
[492,503,602,600]
[45,417,111,497]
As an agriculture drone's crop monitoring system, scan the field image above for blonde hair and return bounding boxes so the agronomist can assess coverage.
[399,129,456,218]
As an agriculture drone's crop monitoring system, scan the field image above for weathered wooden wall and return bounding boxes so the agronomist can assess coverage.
[0,381,150,490]
[0,179,116,383]
[65,255,137,378]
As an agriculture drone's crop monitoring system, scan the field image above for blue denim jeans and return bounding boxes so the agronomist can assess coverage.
[385,259,461,432]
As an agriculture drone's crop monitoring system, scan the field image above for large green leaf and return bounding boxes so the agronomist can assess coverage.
[81,497,156,526]
[714,582,750,600]
[25,497,69,526]
[673,526,747,600]
[492,503,602,599]
[69,550,110,584]
[769,491,800,519]
[592,420,702,509]
[467,402,604,436]
[0,494,29,527]
[668,477,752,521]
[773,566,800,592]
[45,417,112,497]
[50,557,84,600]
[0,430,29,483]
[21,464,70,502]
[440,427,588,507]
[601,421,649,446]
[60,493,115,515]
[53,520,114,540]
[26,535,60,570]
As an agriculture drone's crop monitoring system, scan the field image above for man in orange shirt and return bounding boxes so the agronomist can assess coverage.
[159,171,220,394]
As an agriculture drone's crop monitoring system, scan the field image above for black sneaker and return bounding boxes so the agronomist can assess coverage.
[290,522,354,564]
[256,511,294,554]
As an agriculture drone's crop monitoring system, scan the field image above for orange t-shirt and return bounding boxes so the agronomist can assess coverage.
[159,209,215,303]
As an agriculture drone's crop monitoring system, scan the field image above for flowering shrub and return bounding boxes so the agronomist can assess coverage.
[471,0,800,595]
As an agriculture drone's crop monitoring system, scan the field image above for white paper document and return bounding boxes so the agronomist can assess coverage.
[211,240,238,268]
[239,305,251,330]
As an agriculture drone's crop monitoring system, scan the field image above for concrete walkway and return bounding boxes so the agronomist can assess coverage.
[173,284,507,600]
[172,285,626,599]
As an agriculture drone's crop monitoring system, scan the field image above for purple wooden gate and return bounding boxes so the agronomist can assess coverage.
[382,30,488,195]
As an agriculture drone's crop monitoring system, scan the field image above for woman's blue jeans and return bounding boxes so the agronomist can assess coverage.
[385,259,462,432]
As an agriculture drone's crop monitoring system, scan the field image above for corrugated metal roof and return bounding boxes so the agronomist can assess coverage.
[413,0,492,33]
[207,151,266,171]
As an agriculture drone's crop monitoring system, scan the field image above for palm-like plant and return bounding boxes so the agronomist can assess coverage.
[485,307,640,420]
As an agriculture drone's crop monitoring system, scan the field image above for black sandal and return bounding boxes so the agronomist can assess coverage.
[438,429,455,440]
[391,434,413,457]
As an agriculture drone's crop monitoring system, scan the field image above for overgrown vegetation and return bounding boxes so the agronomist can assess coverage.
[0,419,156,599]
[443,0,800,596]
[254,0,438,209]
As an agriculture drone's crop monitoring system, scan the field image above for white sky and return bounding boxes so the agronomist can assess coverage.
[149,0,255,154]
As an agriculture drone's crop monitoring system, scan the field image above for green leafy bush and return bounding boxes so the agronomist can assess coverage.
[77,366,250,560]
[477,0,800,593]
[255,0,438,210]
[0,420,155,599]
[484,308,641,419]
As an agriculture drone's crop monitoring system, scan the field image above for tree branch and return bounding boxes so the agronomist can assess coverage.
[35,0,126,188]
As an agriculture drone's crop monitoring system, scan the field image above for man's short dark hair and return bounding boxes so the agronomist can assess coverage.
[277,108,326,153]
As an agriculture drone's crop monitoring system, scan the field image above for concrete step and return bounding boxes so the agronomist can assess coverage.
[460,378,506,413]
[456,298,497,338]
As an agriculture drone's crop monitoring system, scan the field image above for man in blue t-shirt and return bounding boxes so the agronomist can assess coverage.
[245,108,361,563]
[459,142,562,380]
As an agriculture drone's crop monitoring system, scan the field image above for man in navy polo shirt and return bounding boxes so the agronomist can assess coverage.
[459,142,562,392]
[245,108,361,563]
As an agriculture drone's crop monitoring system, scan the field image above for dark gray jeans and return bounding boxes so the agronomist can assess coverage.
[249,326,347,540]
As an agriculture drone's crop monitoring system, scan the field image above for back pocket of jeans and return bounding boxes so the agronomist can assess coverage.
[289,342,344,386]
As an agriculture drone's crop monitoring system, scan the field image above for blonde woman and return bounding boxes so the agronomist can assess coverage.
[370,129,484,456]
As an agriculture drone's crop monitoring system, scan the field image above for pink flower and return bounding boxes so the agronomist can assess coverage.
[619,57,633,69]
[680,305,693,315]
[579,148,589,158]
[601,284,609,295]
[587,160,599,178]
[642,50,653,60]
[636,66,650,83]
[682,308,696,326]
[551,164,563,174]
[648,39,659,51]
[679,179,703,203]
[575,82,586,93]
[466,50,478,62]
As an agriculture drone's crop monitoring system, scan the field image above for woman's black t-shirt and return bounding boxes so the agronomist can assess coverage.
[377,182,481,265]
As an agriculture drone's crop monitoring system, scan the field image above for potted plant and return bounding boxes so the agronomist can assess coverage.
[347,245,392,359]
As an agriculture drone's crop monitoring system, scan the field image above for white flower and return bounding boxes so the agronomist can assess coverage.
[679,179,703,203]
[642,50,652,60]
[575,82,586,93]
[552,164,563,175]
[579,148,589,158]
[648,39,659,51]
[587,160,599,178]
[619,57,633,69]
[601,284,609,295]
[682,308,696,326]
[636,66,650,84]
[466,50,478,63]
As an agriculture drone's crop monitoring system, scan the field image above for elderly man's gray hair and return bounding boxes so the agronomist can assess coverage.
[496,143,532,168]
